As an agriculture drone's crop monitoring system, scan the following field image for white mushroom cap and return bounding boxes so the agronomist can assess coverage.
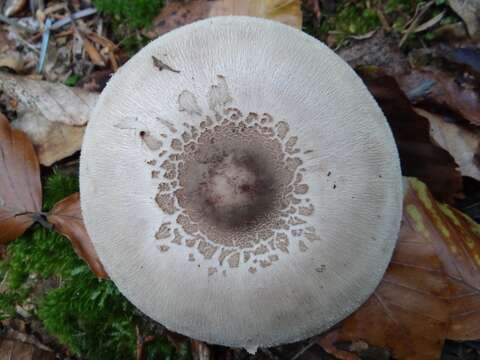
[80,16,402,350]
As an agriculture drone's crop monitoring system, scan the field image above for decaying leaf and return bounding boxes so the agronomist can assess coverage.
[359,68,462,203]
[0,113,41,243]
[147,0,301,39]
[398,70,480,127]
[320,177,480,359]
[0,72,99,166]
[47,193,108,279]
[447,0,480,37]
[414,108,480,181]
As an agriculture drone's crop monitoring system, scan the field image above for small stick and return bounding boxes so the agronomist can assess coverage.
[0,14,36,33]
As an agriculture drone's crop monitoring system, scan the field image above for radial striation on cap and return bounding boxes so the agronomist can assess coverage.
[80,16,403,350]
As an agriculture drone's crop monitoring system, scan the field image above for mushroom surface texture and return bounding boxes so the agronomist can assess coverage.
[80,16,403,351]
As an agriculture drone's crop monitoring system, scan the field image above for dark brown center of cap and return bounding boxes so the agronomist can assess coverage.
[195,150,276,229]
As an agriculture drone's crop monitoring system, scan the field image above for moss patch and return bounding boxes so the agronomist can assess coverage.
[0,170,187,359]
[303,0,459,48]
[93,0,164,29]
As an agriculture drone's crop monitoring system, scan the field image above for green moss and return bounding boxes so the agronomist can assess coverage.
[384,0,416,15]
[38,269,137,359]
[64,74,81,87]
[7,229,81,285]
[0,170,184,359]
[303,1,381,45]
[42,169,79,211]
[303,0,455,48]
[93,0,164,29]
[334,6,380,37]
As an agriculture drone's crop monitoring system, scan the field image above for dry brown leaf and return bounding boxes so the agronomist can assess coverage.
[320,177,480,359]
[0,72,98,166]
[0,50,24,72]
[47,193,108,279]
[147,0,301,39]
[0,339,55,360]
[0,113,106,278]
[0,113,41,244]
[191,340,211,360]
[209,0,302,28]
[447,0,480,37]
[359,67,462,203]
[82,36,106,67]
[398,70,480,127]
[3,0,27,17]
[414,108,480,181]
[0,319,55,359]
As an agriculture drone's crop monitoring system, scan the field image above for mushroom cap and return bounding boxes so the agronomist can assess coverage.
[80,16,403,349]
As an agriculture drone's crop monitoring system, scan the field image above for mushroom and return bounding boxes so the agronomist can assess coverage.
[80,17,403,351]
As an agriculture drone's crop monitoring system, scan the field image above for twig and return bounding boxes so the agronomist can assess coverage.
[51,8,97,31]
[15,31,41,53]
[3,327,53,352]
[377,9,391,32]
[399,0,434,48]
[136,326,155,360]
[36,17,52,73]
[291,339,318,360]
[406,79,436,100]
[0,14,36,34]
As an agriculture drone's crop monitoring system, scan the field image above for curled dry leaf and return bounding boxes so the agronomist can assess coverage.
[320,177,480,359]
[0,113,41,244]
[0,72,98,166]
[414,108,480,181]
[398,70,480,127]
[358,67,462,203]
[47,193,108,278]
[147,0,301,38]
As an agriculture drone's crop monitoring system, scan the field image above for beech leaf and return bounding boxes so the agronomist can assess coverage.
[146,0,302,39]
[414,108,480,181]
[320,177,480,359]
[0,72,98,166]
[398,70,480,127]
[47,193,108,279]
[359,67,462,203]
[0,113,41,243]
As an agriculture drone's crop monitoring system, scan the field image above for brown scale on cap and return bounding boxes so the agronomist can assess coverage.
[148,81,320,275]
